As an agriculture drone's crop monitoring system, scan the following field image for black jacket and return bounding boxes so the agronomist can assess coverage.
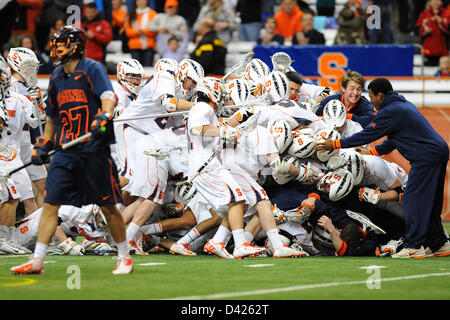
[191,30,227,76]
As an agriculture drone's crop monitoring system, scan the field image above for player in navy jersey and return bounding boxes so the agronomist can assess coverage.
[11,26,133,275]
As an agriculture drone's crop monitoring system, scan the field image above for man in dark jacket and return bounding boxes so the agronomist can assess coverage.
[191,18,226,76]
[293,11,325,45]
[315,77,450,259]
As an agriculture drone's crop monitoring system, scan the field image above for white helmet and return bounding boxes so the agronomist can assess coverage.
[174,182,197,205]
[178,59,204,99]
[7,47,40,86]
[227,78,251,105]
[323,99,347,131]
[265,71,290,101]
[287,134,316,158]
[268,119,293,154]
[117,58,145,94]
[272,155,298,185]
[315,128,341,162]
[246,79,266,98]
[244,58,270,85]
[316,168,354,201]
[91,205,108,231]
[341,150,365,185]
[312,226,335,248]
[196,77,225,108]
[0,57,11,97]
[154,57,178,76]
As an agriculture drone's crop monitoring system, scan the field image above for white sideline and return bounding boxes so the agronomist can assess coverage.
[163,272,450,300]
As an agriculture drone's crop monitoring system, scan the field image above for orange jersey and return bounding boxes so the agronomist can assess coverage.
[125,7,157,50]
[274,6,303,39]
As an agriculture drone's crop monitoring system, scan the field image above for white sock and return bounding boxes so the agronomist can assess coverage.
[139,223,162,235]
[34,242,48,259]
[211,225,231,243]
[8,227,14,240]
[116,241,128,256]
[244,231,254,242]
[177,227,201,245]
[232,229,246,248]
[125,222,140,242]
[266,228,283,249]
[0,225,8,239]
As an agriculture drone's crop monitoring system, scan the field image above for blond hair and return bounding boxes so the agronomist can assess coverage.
[341,70,365,89]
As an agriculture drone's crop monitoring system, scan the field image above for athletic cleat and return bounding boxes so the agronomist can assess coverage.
[11,259,44,275]
[128,240,148,255]
[391,246,426,259]
[233,241,266,259]
[203,240,235,259]
[426,241,450,257]
[170,242,196,256]
[273,244,308,258]
[7,240,32,254]
[112,255,134,275]
[0,238,28,255]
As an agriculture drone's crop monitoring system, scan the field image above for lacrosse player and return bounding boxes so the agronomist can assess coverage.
[285,70,331,109]
[11,25,133,275]
[7,47,47,210]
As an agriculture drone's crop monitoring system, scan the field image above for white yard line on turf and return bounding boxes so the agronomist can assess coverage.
[0,255,30,259]
[162,272,450,300]
[138,262,167,266]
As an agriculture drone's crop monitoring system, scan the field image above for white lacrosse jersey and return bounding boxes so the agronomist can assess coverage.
[297,83,326,103]
[338,119,363,139]
[187,102,222,176]
[117,70,176,134]
[112,81,134,116]
[12,207,42,249]
[222,125,278,180]
[361,155,406,190]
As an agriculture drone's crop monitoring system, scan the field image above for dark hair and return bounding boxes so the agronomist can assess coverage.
[367,77,393,95]
[340,223,363,247]
[86,2,98,9]
[168,36,180,43]
[20,35,37,51]
[285,71,303,86]
[197,91,212,104]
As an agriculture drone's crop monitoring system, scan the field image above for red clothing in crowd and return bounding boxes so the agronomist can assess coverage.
[11,0,43,37]
[416,6,450,57]
[82,15,113,63]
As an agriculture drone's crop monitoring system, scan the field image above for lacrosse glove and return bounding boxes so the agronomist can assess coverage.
[90,111,113,139]
[31,137,54,165]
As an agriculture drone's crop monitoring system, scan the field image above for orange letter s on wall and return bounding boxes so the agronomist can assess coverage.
[317,53,348,92]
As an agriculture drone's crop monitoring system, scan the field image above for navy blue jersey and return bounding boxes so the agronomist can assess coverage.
[318,93,376,128]
[46,58,114,153]
[339,92,449,165]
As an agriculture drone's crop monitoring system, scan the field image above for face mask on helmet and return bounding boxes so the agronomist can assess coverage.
[178,59,204,99]
[323,100,347,133]
[268,119,293,154]
[92,205,108,231]
[117,59,145,94]
[49,26,86,66]
[7,47,40,86]
[316,168,354,201]
[265,71,290,101]
[0,57,11,97]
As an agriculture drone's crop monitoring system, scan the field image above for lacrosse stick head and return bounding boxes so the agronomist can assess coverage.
[224,52,255,80]
[144,148,170,160]
[271,52,293,74]
[346,210,387,235]
[0,165,12,183]
[7,47,40,87]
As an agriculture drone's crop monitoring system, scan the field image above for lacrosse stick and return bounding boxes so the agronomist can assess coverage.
[84,249,118,255]
[223,52,254,80]
[177,109,261,186]
[143,145,185,160]
[346,210,386,235]
[113,110,189,123]
[271,52,293,73]
[22,59,44,136]
[0,132,92,182]
[0,94,11,135]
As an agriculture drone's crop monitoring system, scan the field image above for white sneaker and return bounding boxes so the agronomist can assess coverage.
[426,241,450,257]
[0,238,27,255]
[391,246,426,259]
[233,241,266,259]
[273,244,308,258]
[203,240,235,259]
[169,242,196,256]
[111,255,134,275]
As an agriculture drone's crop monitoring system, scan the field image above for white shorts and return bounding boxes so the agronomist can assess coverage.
[186,192,213,224]
[21,143,47,181]
[0,181,21,204]
[125,136,168,204]
[229,170,268,208]
[192,167,248,217]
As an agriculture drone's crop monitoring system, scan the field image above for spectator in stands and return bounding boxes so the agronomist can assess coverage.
[149,0,188,49]
[177,0,201,32]
[112,0,127,40]
[157,34,189,62]
[334,0,367,45]
[274,0,304,44]
[10,0,43,47]
[0,0,19,50]
[257,16,285,45]
[236,0,262,42]
[416,0,450,66]
[125,0,158,66]
[81,2,113,64]
[44,18,65,55]
[293,11,326,45]
[434,55,450,76]
[367,0,394,44]
[193,0,238,45]
[19,35,53,74]
[191,18,227,76]
[316,0,335,17]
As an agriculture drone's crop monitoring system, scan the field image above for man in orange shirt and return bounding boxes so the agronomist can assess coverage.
[274,0,303,43]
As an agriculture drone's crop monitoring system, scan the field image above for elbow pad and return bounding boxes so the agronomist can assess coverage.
[161,94,178,112]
